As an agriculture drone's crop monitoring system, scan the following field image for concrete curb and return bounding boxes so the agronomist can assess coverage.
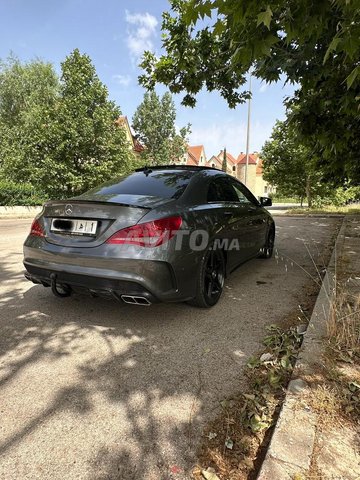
[257,216,347,479]
[269,212,345,218]
[0,206,42,218]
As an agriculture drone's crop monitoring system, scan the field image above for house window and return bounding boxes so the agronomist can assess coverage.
[212,163,215,167]
[264,185,268,193]
[232,166,236,172]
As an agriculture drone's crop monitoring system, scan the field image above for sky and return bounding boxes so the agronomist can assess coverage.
[0,0,296,158]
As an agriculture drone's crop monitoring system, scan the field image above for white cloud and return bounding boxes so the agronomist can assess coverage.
[189,120,273,157]
[259,82,268,93]
[125,10,158,62]
[112,74,131,87]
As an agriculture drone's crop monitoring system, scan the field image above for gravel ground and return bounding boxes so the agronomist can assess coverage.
[0,217,341,479]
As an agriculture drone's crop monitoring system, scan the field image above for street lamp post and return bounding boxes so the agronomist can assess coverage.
[244,74,252,186]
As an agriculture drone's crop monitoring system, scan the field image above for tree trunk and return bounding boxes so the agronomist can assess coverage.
[300,195,304,207]
[306,176,312,208]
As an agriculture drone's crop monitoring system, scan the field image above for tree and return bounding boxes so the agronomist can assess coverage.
[222,148,227,172]
[132,91,190,165]
[261,120,325,207]
[139,0,360,181]
[0,50,134,199]
[46,49,133,197]
[286,79,360,184]
[0,55,59,187]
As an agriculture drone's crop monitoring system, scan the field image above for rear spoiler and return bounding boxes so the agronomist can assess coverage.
[44,199,151,210]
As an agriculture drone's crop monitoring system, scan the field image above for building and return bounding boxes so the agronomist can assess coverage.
[115,116,144,157]
[177,145,274,198]
[236,153,258,194]
[177,145,207,166]
[207,154,223,170]
[237,153,275,197]
[207,150,238,176]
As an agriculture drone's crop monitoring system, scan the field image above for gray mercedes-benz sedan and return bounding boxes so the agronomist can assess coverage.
[23,166,275,308]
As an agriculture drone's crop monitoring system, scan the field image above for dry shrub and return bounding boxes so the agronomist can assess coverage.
[327,290,360,357]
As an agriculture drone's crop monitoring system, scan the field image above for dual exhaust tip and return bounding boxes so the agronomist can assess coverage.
[111,289,152,305]
[120,295,151,306]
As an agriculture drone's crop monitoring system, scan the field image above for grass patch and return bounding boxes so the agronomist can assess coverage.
[270,196,303,204]
[323,289,360,422]
[327,291,360,358]
[304,288,360,478]
[288,205,360,215]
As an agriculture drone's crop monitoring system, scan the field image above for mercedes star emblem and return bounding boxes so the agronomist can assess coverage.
[65,204,73,216]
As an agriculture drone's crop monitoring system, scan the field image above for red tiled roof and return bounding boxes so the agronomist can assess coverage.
[218,150,237,164]
[188,145,204,162]
[237,153,258,165]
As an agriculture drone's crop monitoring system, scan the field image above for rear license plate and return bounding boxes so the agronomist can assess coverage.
[51,218,98,236]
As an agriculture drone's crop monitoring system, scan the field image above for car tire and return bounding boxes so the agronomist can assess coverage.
[188,245,225,308]
[259,226,275,259]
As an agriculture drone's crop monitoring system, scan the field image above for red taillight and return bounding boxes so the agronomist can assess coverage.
[106,216,182,247]
[30,219,45,237]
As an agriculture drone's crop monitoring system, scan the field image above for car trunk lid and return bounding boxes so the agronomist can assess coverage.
[42,198,154,248]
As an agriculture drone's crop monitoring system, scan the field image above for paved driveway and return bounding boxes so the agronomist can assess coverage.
[0,217,341,479]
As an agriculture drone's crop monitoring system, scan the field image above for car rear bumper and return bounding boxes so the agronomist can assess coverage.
[24,263,160,304]
[23,243,191,303]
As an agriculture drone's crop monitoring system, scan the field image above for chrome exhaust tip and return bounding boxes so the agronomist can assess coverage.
[121,295,151,306]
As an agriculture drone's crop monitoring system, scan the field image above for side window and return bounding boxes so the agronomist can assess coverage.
[231,180,259,206]
[207,178,238,203]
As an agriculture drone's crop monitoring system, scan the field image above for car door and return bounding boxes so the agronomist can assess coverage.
[206,176,253,270]
[230,179,268,258]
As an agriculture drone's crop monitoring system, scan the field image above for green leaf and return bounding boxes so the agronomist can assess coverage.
[323,37,341,64]
[183,3,199,25]
[247,356,260,368]
[257,6,273,30]
[280,357,291,369]
[269,372,280,387]
[346,66,360,89]
[250,414,269,432]
[213,20,225,36]
[198,2,212,19]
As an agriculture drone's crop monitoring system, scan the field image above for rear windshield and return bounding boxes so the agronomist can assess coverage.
[85,170,193,199]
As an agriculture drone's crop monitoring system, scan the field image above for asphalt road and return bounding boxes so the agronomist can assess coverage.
[0,217,341,479]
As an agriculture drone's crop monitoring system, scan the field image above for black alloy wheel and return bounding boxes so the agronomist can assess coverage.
[259,227,275,259]
[189,246,225,308]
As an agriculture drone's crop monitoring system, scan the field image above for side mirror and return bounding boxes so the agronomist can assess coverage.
[259,196,272,207]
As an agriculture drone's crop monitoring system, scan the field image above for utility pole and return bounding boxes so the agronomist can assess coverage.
[244,74,252,186]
